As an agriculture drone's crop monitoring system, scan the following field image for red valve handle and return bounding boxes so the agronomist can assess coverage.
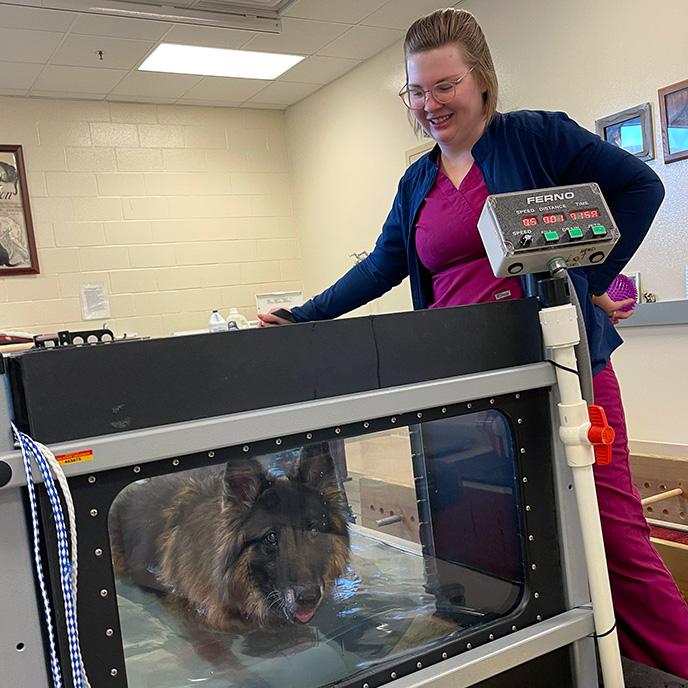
[588,404,615,465]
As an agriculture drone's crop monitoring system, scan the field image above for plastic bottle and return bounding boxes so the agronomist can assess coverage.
[226,307,249,330]
[207,310,227,333]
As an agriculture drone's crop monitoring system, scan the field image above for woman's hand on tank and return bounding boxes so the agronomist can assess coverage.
[257,308,293,327]
[592,292,635,325]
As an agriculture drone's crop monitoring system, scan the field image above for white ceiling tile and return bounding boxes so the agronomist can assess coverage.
[317,25,404,61]
[0,27,64,64]
[0,2,424,110]
[363,0,460,31]
[0,5,76,31]
[243,17,349,55]
[109,70,203,99]
[179,76,267,101]
[32,65,128,94]
[0,61,42,89]
[51,35,157,70]
[245,80,320,105]
[282,0,390,24]
[161,24,256,49]
[71,14,171,40]
[277,55,360,85]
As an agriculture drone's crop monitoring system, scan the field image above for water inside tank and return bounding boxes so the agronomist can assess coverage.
[110,410,525,687]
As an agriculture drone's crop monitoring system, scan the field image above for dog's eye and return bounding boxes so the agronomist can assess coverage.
[264,532,278,545]
[308,525,320,535]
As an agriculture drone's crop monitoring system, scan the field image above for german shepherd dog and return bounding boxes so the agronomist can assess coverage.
[109,443,350,630]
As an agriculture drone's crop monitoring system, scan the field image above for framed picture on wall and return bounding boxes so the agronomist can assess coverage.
[0,144,39,275]
[405,140,434,167]
[622,271,641,304]
[595,103,654,162]
[658,78,688,164]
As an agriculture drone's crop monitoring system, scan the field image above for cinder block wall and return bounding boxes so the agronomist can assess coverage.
[0,96,302,338]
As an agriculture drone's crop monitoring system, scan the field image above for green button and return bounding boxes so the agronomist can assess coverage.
[591,225,607,236]
[568,228,583,239]
[544,231,559,242]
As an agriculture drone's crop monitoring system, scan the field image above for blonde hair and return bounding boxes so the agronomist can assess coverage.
[403,8,498,136]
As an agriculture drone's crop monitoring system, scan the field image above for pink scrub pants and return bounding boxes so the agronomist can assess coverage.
[592,361,688,678]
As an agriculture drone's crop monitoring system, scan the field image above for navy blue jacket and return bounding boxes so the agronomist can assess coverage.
[292,110,665,375]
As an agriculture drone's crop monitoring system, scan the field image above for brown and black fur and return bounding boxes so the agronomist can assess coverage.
[109,444,350,631]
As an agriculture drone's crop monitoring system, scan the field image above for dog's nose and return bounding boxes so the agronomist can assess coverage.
[292,585,322,623]
[295,585,322,609]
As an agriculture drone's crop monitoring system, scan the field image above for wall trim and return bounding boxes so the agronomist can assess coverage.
[629,439,688,459]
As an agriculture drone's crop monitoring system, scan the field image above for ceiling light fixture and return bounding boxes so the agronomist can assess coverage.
[139,43,304,79]
[4,0,298,32]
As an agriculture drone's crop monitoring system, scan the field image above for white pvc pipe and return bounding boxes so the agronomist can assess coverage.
[541,304,625,688]
[570,463,624,687]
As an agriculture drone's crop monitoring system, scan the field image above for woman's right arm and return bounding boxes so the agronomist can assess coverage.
[286,183,412,323]
[545,112,665,295]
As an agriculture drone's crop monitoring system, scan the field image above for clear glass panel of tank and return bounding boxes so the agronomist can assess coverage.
[108,409,525,687]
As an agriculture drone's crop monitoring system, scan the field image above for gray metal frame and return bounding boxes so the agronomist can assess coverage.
[0,488,51,687]
[0,359,601,688]
[0,363,555,488]
[384,609,594,688]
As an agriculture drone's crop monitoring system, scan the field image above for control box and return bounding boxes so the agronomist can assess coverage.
[477,183,619,277]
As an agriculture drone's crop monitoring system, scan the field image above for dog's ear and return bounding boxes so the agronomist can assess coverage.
[222,459,268,513]
[294,442,339,490]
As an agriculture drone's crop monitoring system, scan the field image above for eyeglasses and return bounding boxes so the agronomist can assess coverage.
[398,67,474,110]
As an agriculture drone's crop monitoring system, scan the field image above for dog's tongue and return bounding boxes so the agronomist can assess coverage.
[293,608,316,624]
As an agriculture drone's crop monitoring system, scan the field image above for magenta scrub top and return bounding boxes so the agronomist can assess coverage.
[415,161,523,308]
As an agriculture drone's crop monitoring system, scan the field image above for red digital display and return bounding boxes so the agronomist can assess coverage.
[569,208,600,221]
[522,215,538,227]
[542,213,566,224]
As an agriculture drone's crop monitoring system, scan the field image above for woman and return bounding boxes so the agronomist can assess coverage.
[259,8,688,676]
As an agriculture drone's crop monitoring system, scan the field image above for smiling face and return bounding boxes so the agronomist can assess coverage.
[406,44,487,155]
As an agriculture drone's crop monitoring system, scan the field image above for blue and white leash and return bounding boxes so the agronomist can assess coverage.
[12,423,91,688]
